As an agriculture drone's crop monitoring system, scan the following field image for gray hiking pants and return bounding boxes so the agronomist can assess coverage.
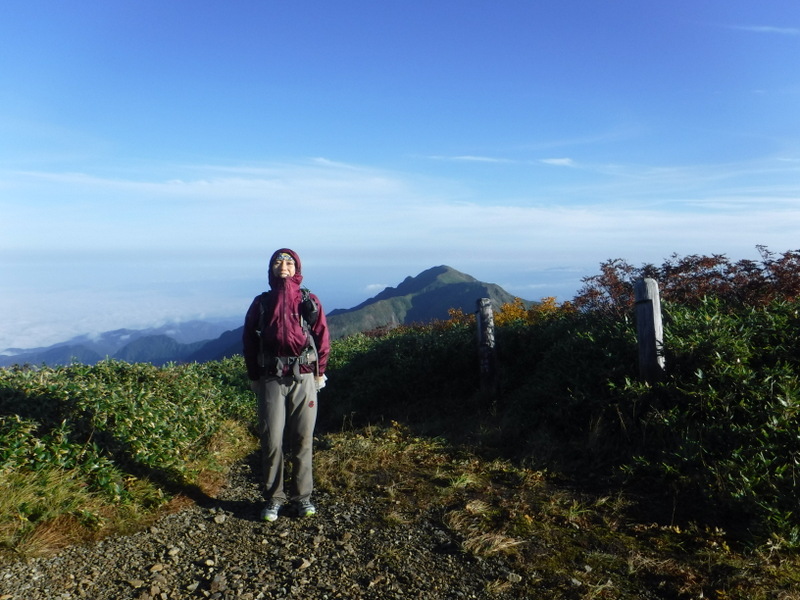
[254,373,318,504]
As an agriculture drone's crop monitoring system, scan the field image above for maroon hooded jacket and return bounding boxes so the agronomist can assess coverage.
[242,248,330,381]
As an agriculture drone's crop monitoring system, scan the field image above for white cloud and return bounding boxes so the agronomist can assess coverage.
[426,155,514,163]
[539,158,576,167]
[729,25,800,36]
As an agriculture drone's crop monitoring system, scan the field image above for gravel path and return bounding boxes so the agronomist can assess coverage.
[0,454,524,600]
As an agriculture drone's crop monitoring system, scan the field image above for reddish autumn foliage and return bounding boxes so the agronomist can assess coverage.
[573,246,800,316]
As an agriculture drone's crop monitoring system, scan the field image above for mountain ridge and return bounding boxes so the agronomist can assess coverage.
[338,265,478,312]
[1,266,530,367]
[326,265,523,339]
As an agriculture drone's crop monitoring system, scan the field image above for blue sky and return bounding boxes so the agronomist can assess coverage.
[2,1,800,350]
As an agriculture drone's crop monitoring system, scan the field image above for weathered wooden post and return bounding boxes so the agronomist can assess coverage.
[476,298,497,394]
[634,278,665,382]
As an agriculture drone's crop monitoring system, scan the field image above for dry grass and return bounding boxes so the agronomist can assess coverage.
[0,419,256,560]
[313,421,800,600]
[461,532,526,556]
[0,467,111,558]
[14,514,88,558]
[194,419,257,497]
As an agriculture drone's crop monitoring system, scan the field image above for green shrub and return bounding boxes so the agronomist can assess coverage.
[322,322,479,434]
[485,309,642,475]
[618,298,800,544]
[0,359,253,499]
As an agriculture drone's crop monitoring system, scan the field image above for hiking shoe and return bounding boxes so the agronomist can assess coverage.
[260,501,282,522]
[296,500,316,518]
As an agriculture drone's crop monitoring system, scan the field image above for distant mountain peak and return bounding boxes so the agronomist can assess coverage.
[363,265,476,306]
[326,265,526,339]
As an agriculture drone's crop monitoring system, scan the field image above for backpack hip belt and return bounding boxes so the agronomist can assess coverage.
[264,348,317,381]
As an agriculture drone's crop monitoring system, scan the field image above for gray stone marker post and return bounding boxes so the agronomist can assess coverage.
[634,278,665,382]
[476,298,497,394]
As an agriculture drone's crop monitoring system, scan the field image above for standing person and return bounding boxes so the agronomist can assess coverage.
[242,248,330,522]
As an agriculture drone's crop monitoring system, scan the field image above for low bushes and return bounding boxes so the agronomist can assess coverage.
[0,358,254,554]
[324,295,800,547]
[619,299,800,544]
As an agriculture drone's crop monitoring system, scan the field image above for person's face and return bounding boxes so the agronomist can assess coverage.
[271,255,296,279]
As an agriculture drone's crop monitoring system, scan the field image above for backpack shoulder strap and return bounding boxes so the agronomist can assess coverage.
[299,288,320,378]
[258,291,270,329]
[257,291,271,370]
[300,287,319,327]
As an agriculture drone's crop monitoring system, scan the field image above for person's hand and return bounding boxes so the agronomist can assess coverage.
[315,374,327,391]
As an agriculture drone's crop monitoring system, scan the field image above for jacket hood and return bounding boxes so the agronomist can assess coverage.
[267,248,303,289]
